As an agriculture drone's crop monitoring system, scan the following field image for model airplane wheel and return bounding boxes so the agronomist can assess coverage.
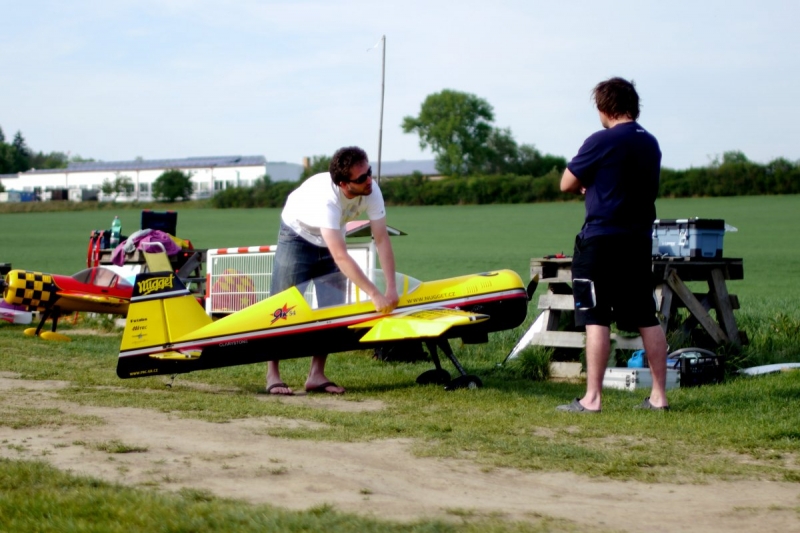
[445,375,483,391]
[40,331,72,342]
[416,368,451,386]
[23,328,38,337]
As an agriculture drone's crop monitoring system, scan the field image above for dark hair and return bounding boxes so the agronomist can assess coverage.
[592,77,640,120]
[329,146,368,185]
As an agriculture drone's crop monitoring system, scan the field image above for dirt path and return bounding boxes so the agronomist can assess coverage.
[1,374,798,532]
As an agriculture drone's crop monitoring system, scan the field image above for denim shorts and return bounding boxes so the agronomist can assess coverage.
[571,234,659,332]
[270,222,345,307]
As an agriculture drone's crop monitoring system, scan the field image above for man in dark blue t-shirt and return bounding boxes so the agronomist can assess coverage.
[557,77,669,413]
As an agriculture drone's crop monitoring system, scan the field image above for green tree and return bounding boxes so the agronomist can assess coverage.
[719,150,749,166]
[300,155,331,181]
[402,89,495,177]
[0,143,13,175]
[30,151,69,169]
[515,144,567,177]
[482,127,519,174]
[152,169,193,202]
[11,131,32,173]
[101,174,135,201]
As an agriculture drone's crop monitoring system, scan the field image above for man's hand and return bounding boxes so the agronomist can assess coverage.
[372,287,398,314]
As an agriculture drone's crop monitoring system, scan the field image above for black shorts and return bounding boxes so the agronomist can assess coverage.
[571,234,659,332]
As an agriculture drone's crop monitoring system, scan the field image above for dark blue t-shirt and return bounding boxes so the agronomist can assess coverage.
[567,121,661,239]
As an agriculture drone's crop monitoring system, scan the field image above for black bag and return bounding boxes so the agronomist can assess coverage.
[668,347,725,387]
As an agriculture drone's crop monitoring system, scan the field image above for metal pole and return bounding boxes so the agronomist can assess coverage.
[377,35,386,185]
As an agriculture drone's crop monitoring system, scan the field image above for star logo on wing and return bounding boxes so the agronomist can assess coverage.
[270,303,296,324]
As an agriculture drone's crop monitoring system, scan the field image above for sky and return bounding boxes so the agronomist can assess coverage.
[1,0,798,170]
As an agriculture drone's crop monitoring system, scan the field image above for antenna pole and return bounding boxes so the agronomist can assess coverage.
[377,35,386,184]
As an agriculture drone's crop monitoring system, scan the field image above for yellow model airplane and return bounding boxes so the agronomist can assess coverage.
[117,268,537,389]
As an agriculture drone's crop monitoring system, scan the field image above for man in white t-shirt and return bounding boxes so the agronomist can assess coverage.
[267,146,399,395]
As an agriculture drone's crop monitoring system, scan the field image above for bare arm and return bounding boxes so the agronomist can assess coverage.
[320,225,396,313]
[369,217,399,307]
[560,168,585,194]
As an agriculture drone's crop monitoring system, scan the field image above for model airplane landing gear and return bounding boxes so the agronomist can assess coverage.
[416,339,482,390]
[25,308,71,342]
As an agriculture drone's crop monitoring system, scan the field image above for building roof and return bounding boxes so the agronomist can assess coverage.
[264,159,438,183]
[377,159,438,177]
[66,155,267,172]
[266,162,303,182]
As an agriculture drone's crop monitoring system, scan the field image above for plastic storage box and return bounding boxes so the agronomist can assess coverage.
[652,218,725,259]
[603,367,681,391]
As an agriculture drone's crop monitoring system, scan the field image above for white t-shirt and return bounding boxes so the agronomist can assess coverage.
[281,172,386,247]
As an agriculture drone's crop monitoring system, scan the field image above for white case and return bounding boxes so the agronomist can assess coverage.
[603,367,680,391]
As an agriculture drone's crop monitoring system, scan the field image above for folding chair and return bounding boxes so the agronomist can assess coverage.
[141,242,174,274]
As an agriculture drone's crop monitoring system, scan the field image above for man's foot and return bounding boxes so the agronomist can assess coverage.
[266,382,294,396]
[635,396,670,411]
[305,381,345,395]
[556,398,600,413]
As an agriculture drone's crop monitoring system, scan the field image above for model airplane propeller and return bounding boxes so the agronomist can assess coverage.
[117,268,537,390]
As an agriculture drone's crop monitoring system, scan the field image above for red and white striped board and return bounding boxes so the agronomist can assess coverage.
[205,242,374,316]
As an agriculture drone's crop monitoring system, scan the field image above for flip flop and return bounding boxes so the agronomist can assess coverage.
[555,398,600,413]
[266,382,294,396]
[305,381,345,395]
[635,397,670,411]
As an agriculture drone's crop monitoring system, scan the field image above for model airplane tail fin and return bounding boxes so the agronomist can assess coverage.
[120,272,212,356]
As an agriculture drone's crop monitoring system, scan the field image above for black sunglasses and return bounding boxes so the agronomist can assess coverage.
[349,166,372,185]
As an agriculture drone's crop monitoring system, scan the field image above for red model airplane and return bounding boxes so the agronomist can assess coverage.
[1,266,134,341]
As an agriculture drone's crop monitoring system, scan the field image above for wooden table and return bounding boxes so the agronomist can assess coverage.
[517,256,745,355]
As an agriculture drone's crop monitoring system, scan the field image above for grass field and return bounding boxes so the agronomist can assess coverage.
[2,196,800,531]
[3,195,800,365]
[2,195,799,302]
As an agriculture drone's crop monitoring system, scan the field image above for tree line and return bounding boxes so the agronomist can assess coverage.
[211,150,800,209]
[0,126,82,176]
[0,125,93,193]
[213,89,799,208]
[5,88,800,203]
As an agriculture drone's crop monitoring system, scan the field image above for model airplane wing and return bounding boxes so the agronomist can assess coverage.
[58,291,129,307]
[350,308,490,342]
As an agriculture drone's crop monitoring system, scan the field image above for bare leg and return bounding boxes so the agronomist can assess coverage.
[579,324,610,411]
[640,325,669,407]
[266,361,293,395]
[305,355,345,394]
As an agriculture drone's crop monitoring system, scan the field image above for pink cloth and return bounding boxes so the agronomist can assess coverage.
[111,229,183,266]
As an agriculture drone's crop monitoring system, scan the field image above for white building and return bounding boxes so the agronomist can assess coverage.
[0,155,439,203]
[0,155,269,202]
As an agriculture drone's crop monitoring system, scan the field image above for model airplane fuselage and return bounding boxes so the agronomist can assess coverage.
[117,269,532,388]
[2,267,133,340]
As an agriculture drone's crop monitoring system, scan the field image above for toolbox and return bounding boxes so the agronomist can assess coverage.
[652,218,725,259]
[141,209,178,235]
[603,367,681,392]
